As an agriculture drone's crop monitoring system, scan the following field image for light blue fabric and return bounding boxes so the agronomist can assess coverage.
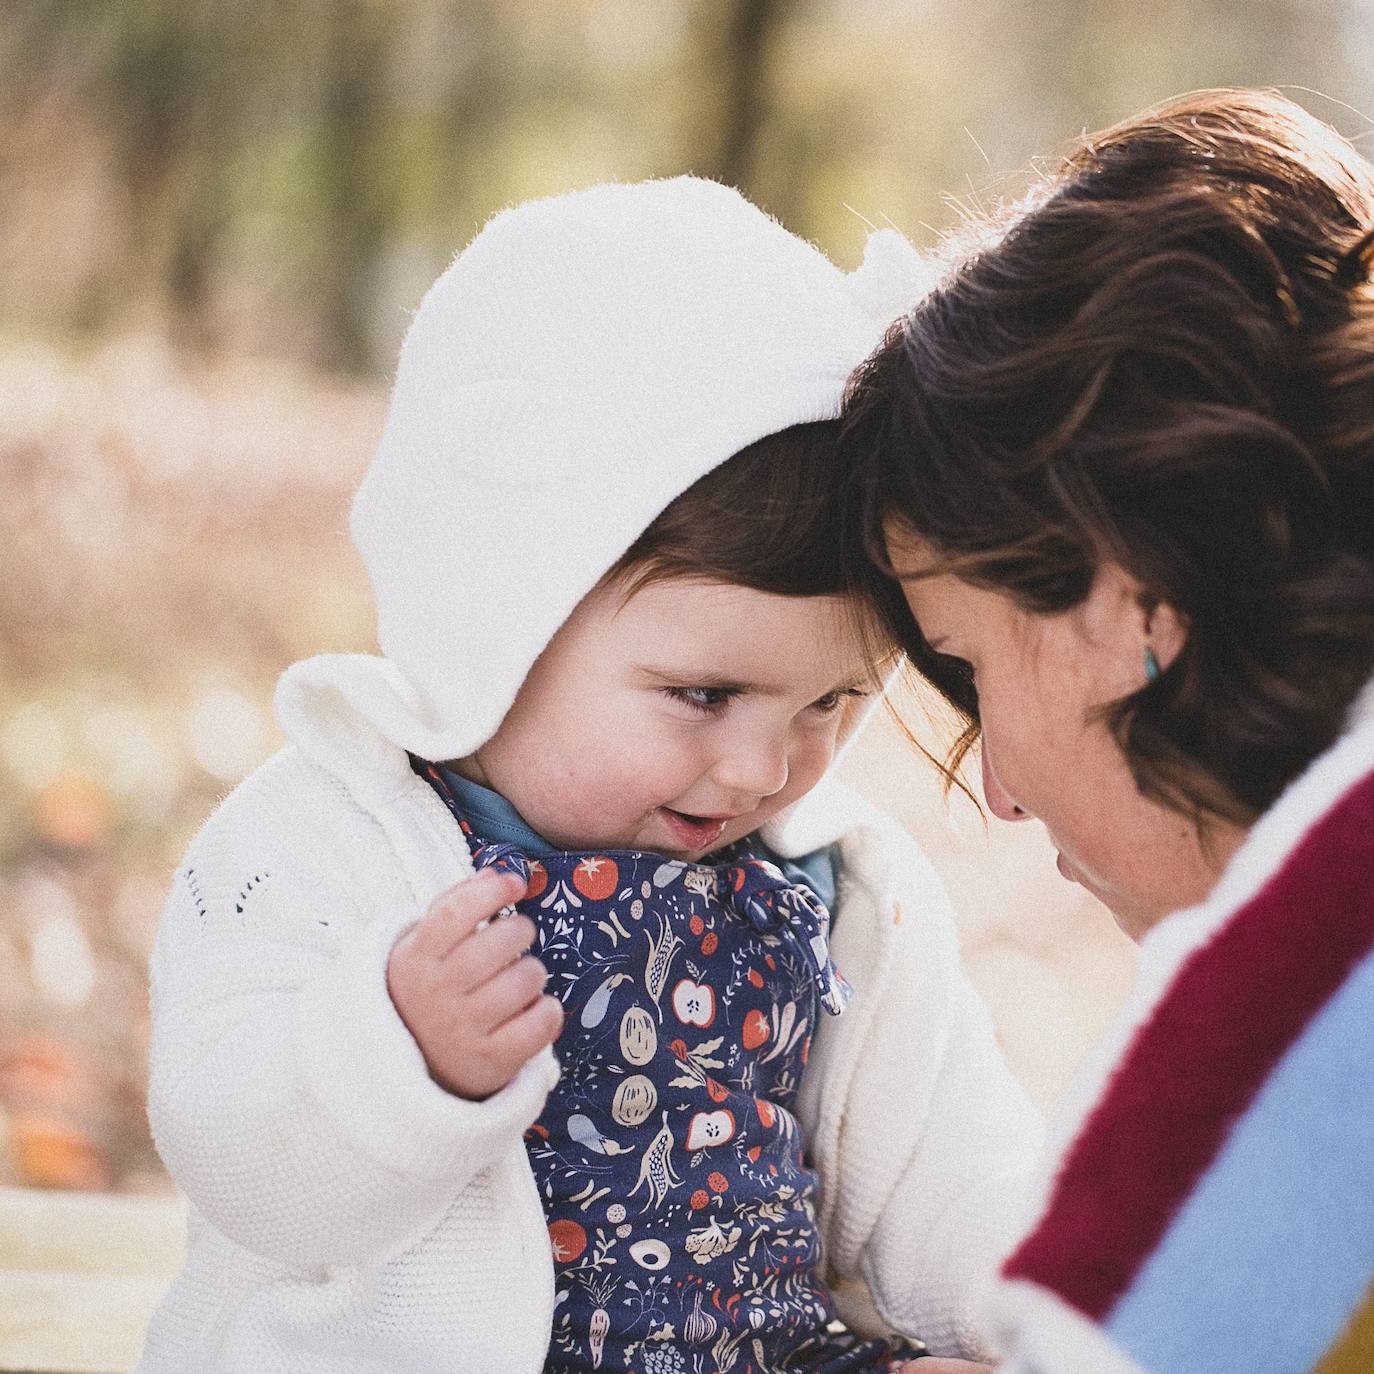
[440,767,560,854]
[437,765,837,910]
[1106,947,1374,1374]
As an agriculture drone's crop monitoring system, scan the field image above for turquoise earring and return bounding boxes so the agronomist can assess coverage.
[1144,645,1161,682]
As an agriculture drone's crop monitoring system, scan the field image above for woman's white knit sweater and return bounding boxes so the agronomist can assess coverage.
[136,681,1042,1371]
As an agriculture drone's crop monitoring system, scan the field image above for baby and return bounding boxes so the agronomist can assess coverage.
[138,178,1040,1374]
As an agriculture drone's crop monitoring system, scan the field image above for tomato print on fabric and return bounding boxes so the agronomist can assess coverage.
[418,761,925,1374]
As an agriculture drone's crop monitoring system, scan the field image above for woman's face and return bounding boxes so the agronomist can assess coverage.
[887,526,1246,940]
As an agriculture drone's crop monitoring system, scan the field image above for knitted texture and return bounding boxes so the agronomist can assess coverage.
[993,677,1374,1374]
[277,180,927,763]
[139,179,1008,1370]
[139,725,1041,1371]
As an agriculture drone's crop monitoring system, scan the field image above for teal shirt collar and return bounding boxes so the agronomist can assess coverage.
[434,764,836,910]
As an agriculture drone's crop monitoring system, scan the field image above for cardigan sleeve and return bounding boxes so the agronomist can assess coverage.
[855,972,1043,1357]
[816,819,1044,1360]
[146,754,559,1272]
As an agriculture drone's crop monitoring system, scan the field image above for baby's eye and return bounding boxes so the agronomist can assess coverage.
[812,688,868,716]
[664,685,736,713]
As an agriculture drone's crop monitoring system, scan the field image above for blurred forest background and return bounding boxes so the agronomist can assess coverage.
[1,0,1371,1195]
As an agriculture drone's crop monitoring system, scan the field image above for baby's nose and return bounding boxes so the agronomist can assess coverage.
[715,737,789,800]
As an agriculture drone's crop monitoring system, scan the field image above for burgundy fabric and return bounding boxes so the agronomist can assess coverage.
[1003,768,1374,1320]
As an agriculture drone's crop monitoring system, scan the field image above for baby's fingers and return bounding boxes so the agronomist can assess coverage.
[490,993,564,1068]
[453,912,538,993]
[470,953,550,1026]
[409,869,525,961]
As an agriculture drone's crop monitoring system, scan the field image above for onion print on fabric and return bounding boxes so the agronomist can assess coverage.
[505,846,834,1373]
[416,761,920,1374]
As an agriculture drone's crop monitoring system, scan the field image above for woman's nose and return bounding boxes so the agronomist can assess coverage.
[981,745,1029,822]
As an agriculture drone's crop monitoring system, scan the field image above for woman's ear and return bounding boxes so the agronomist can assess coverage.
[1078,562,1188,688]
[1145,597,1188,672]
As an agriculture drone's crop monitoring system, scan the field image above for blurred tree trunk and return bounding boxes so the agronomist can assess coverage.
[108,2,228,348]
[691,0,787,197]
[316,2,393,375]
[1,0,257,348]
[715,0,784,192]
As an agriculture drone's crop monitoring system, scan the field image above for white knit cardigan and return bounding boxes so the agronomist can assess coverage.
[137,681,1042,1372]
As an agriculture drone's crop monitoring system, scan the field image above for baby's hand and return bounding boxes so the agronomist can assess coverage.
[387,869,563,1101]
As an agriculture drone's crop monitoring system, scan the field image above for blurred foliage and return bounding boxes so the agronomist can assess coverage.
[0,0,1369,1191]
[0,337,381,1189]
[2,0,1371,374]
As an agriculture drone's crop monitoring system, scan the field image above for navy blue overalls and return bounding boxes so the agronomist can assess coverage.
[418,760,926,1374]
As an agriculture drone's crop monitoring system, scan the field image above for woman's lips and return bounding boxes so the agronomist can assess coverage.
[661,808,730,850]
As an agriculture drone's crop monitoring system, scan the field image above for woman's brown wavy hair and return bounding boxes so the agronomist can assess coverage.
[842,89,1374,825]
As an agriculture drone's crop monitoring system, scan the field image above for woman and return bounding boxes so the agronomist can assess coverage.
[842,90,1374,1374]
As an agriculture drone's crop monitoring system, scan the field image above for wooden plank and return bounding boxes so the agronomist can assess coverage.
[0,1189,184,1373]
[0,1271,169,1374]
[0,1190,183,1280]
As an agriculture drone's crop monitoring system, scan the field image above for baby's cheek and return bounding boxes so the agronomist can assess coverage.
[786,734,839,802]
[543,766,650,845]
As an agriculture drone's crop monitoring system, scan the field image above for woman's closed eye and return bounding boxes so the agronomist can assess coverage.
[917,643,972,687]
[930,651,979,715]
[942,653,975,679]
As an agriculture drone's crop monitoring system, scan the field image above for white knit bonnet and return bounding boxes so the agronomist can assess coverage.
[278,178,931,767]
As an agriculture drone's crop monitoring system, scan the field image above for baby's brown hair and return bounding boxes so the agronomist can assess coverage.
[610,422,864,602]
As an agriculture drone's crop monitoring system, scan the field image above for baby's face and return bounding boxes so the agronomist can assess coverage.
[456,578,878,860]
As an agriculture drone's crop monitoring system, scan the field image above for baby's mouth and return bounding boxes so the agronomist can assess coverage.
[660,808,730,850]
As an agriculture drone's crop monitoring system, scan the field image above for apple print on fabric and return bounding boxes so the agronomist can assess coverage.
[741,1008,770,1051]
[685,1108,736,1151]
[414,759,919,1374]
[524,857,549,901]
[671,977,716,1028]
